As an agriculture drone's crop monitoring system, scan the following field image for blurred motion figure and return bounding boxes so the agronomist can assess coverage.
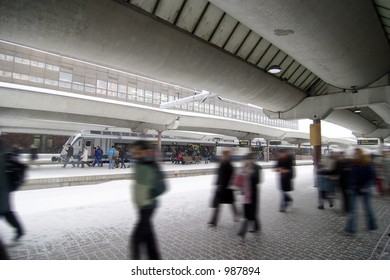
[130,140,162,260]
[208,150,238,226]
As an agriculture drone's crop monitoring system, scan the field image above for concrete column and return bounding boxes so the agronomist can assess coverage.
[157,131,162,154]
[310,119,322,167]
[266,139,270,162]
[379,137,384,154]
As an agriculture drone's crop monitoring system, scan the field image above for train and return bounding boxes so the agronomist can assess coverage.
[51,129,316,164]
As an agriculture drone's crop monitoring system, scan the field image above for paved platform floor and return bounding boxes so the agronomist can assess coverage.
[1,165,389,260]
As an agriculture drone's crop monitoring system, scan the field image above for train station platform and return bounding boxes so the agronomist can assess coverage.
[23,160,314,190]
[1,165,389,260]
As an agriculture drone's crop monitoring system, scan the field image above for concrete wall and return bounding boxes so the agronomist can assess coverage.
[0,0,305,112]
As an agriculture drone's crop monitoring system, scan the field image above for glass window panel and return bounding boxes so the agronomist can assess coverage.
[108,82,117,91]
[0,70,12,77]
[59,72,72,82]
[153,92,160,104]
[145,90,153,103]
[46,64,60,71]
[118,84,127,93]
[85,85,95,93]
[14,56,30,65]
[160,92,168,103]
[97,80,107,89]
[72,82,84,91]
[44,78,58,86]
[209,104,214,114]
[13,73,29,80]
[137,88,144,102]
[29,76,44,84]
[204,103,209,114]
[0,54,14,61]
[59,81,71,88]
[30,60,45,68]
[194,102,199,112]
[128,85,136,100]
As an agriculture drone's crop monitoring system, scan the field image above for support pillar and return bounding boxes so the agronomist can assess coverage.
[379,137,384,154]
[156,131,162,162]
[310,119,322,167]
[265,139,270,162]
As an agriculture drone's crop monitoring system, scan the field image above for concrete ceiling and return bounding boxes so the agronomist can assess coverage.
[0,0,389,139]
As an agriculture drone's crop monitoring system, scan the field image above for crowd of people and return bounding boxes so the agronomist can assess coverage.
[1,138,389,259]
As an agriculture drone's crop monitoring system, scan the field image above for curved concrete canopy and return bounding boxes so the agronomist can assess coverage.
[209,0,390,89]
[0,82,351,146]
[0,0,305,112]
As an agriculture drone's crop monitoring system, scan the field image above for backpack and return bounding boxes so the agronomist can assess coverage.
[5,153,27,192]
[150,163,167,198]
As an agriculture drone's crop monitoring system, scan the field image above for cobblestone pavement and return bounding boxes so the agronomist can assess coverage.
[1,166,389,260]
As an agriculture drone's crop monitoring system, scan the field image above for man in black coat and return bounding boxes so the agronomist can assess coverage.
[208,150,238,226]
[275,149,295,212]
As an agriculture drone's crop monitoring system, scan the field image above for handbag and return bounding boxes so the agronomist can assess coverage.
[233,173,245,188]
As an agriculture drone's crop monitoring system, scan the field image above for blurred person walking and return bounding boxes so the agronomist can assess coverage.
[0,140,25,242]
[334,151,352,213]
[236,153,262,237]
[95,146,103,167]
[275,149,295,212]
[381,150,390,195]
[107,146,116,169]
[29,144,38,164]
[345,148,378,235]
[316,155,335,210]
[208,150,238,226]
[0,238,9,259]
[130,140,163,260]
[80,146,91,168]
[119,146,127,168]
[63,144,75,168]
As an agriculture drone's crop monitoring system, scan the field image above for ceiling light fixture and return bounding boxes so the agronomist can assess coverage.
[267,65,282,74]
[354,107,361,114]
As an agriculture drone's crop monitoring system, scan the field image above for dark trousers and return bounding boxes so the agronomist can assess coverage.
[131,207,160,260]
[280,191,292,211]
[1,211,24,235]
[0,238,9,260]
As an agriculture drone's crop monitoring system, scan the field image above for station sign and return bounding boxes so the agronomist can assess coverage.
[357,139,378,145]
[270,140,282,146]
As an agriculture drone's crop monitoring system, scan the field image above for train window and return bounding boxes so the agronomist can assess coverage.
[90,131,101,135]
[85,140,92,147]
[112,132,120,136]
[122,133,130,136]
[103,131,112,135]
[131,133,138,137]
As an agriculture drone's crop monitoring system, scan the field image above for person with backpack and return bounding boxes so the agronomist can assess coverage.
[130,140,165,260]
[0,140,25,242]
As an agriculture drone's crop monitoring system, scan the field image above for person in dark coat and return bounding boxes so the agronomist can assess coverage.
[63,144,75,168]
[237,153,262,237]
[275,149,295,212]
[345,148,377,235]
[0,140,24,242]
[334,151,352,213]
[208,150,238,226]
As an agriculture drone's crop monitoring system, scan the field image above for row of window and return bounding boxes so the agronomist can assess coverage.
[0,53,60,72]
[0,53,298,129]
